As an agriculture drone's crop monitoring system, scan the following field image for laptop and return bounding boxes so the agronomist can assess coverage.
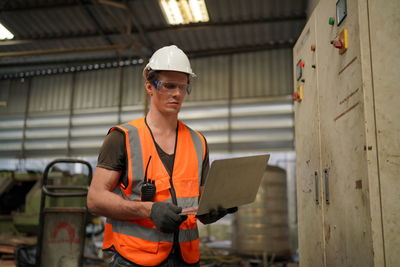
[181,154,270,215]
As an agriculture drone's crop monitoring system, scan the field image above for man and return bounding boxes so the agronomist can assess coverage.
[87,45,236,267]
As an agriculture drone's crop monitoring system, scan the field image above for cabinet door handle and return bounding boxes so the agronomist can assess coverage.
[324,168,330,204]
[314,171,319,204]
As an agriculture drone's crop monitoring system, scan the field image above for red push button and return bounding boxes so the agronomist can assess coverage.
[331,40,343,49]
[292,92,300,101]
[293,85,303,102]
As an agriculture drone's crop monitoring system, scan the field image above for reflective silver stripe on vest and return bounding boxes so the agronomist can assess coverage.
[120,123,143,200]
[177,197,198,210]
[187,127,203,187]
[109,219,198,243]
[179,228,199,243]
[110,219,174,242]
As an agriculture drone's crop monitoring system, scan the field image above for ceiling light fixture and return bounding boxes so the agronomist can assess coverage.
[0,23,14,40]
[159,0,210,25]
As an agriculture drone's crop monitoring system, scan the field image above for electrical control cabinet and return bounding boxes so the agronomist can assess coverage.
[293,0,400,266]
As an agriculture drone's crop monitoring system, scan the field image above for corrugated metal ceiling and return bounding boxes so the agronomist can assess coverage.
[0,0,307,75]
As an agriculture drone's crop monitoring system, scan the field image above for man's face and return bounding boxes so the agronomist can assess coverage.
[147,71,189,115]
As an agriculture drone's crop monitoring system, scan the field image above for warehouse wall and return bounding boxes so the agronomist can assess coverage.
[0,49,294,158]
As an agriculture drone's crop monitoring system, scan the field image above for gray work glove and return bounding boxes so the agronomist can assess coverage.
[150,202,188,233]
[197,206,238,225]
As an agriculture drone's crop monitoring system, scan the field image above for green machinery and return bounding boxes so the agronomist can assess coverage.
[0,159,96,266]
[0,165,90,236]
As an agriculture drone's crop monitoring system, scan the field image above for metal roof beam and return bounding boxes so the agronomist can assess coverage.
[0,0,136,11]
[150,14,306,32]
[79,0,114,46]
[91,0,149,60]
[0,41,295,77]
[0,40,294,68]
[0,2,80,12]
[96,0,128,9]
[187,41,295,58]
[123,0,153,52]
[0,44,128,57]
[0,14,306,44]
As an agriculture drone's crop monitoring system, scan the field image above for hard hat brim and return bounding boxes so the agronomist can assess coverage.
[143,65,196,79]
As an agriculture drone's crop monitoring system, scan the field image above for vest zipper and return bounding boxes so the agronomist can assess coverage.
[145,117,180,253]
[169,177,178,204]
[144,117,179,205]
[168,123,178,204]
[169,175,179,254]
[169,125,179,254]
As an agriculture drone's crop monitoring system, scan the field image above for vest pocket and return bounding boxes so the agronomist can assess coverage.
[173,177,199,198]
[119,231,160,254]
[154,177,171,202]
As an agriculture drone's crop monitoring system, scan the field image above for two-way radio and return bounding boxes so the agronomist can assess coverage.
[141,156,156,201]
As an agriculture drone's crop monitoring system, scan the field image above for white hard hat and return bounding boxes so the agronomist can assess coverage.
[143,45,196,78]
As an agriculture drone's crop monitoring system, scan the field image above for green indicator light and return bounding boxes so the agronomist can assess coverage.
[329,17,335,25]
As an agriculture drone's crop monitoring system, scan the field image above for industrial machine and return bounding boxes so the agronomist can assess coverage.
[293,0,400,266]
[0,159,97,266]
[0,170,42,236]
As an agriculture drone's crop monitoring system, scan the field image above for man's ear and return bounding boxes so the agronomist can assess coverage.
[145,81,153,96]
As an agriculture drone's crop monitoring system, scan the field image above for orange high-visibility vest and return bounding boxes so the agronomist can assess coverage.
[102,117,206,266]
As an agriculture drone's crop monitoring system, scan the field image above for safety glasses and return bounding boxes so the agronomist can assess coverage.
[152,80,191,95]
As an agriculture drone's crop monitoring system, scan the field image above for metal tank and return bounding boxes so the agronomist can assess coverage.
[232,165,290,257]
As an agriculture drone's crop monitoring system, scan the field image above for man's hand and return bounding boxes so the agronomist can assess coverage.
[197,206,238,225]
[150,202,188,233]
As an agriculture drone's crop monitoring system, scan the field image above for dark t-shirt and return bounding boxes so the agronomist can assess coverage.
[97,130,209,186]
